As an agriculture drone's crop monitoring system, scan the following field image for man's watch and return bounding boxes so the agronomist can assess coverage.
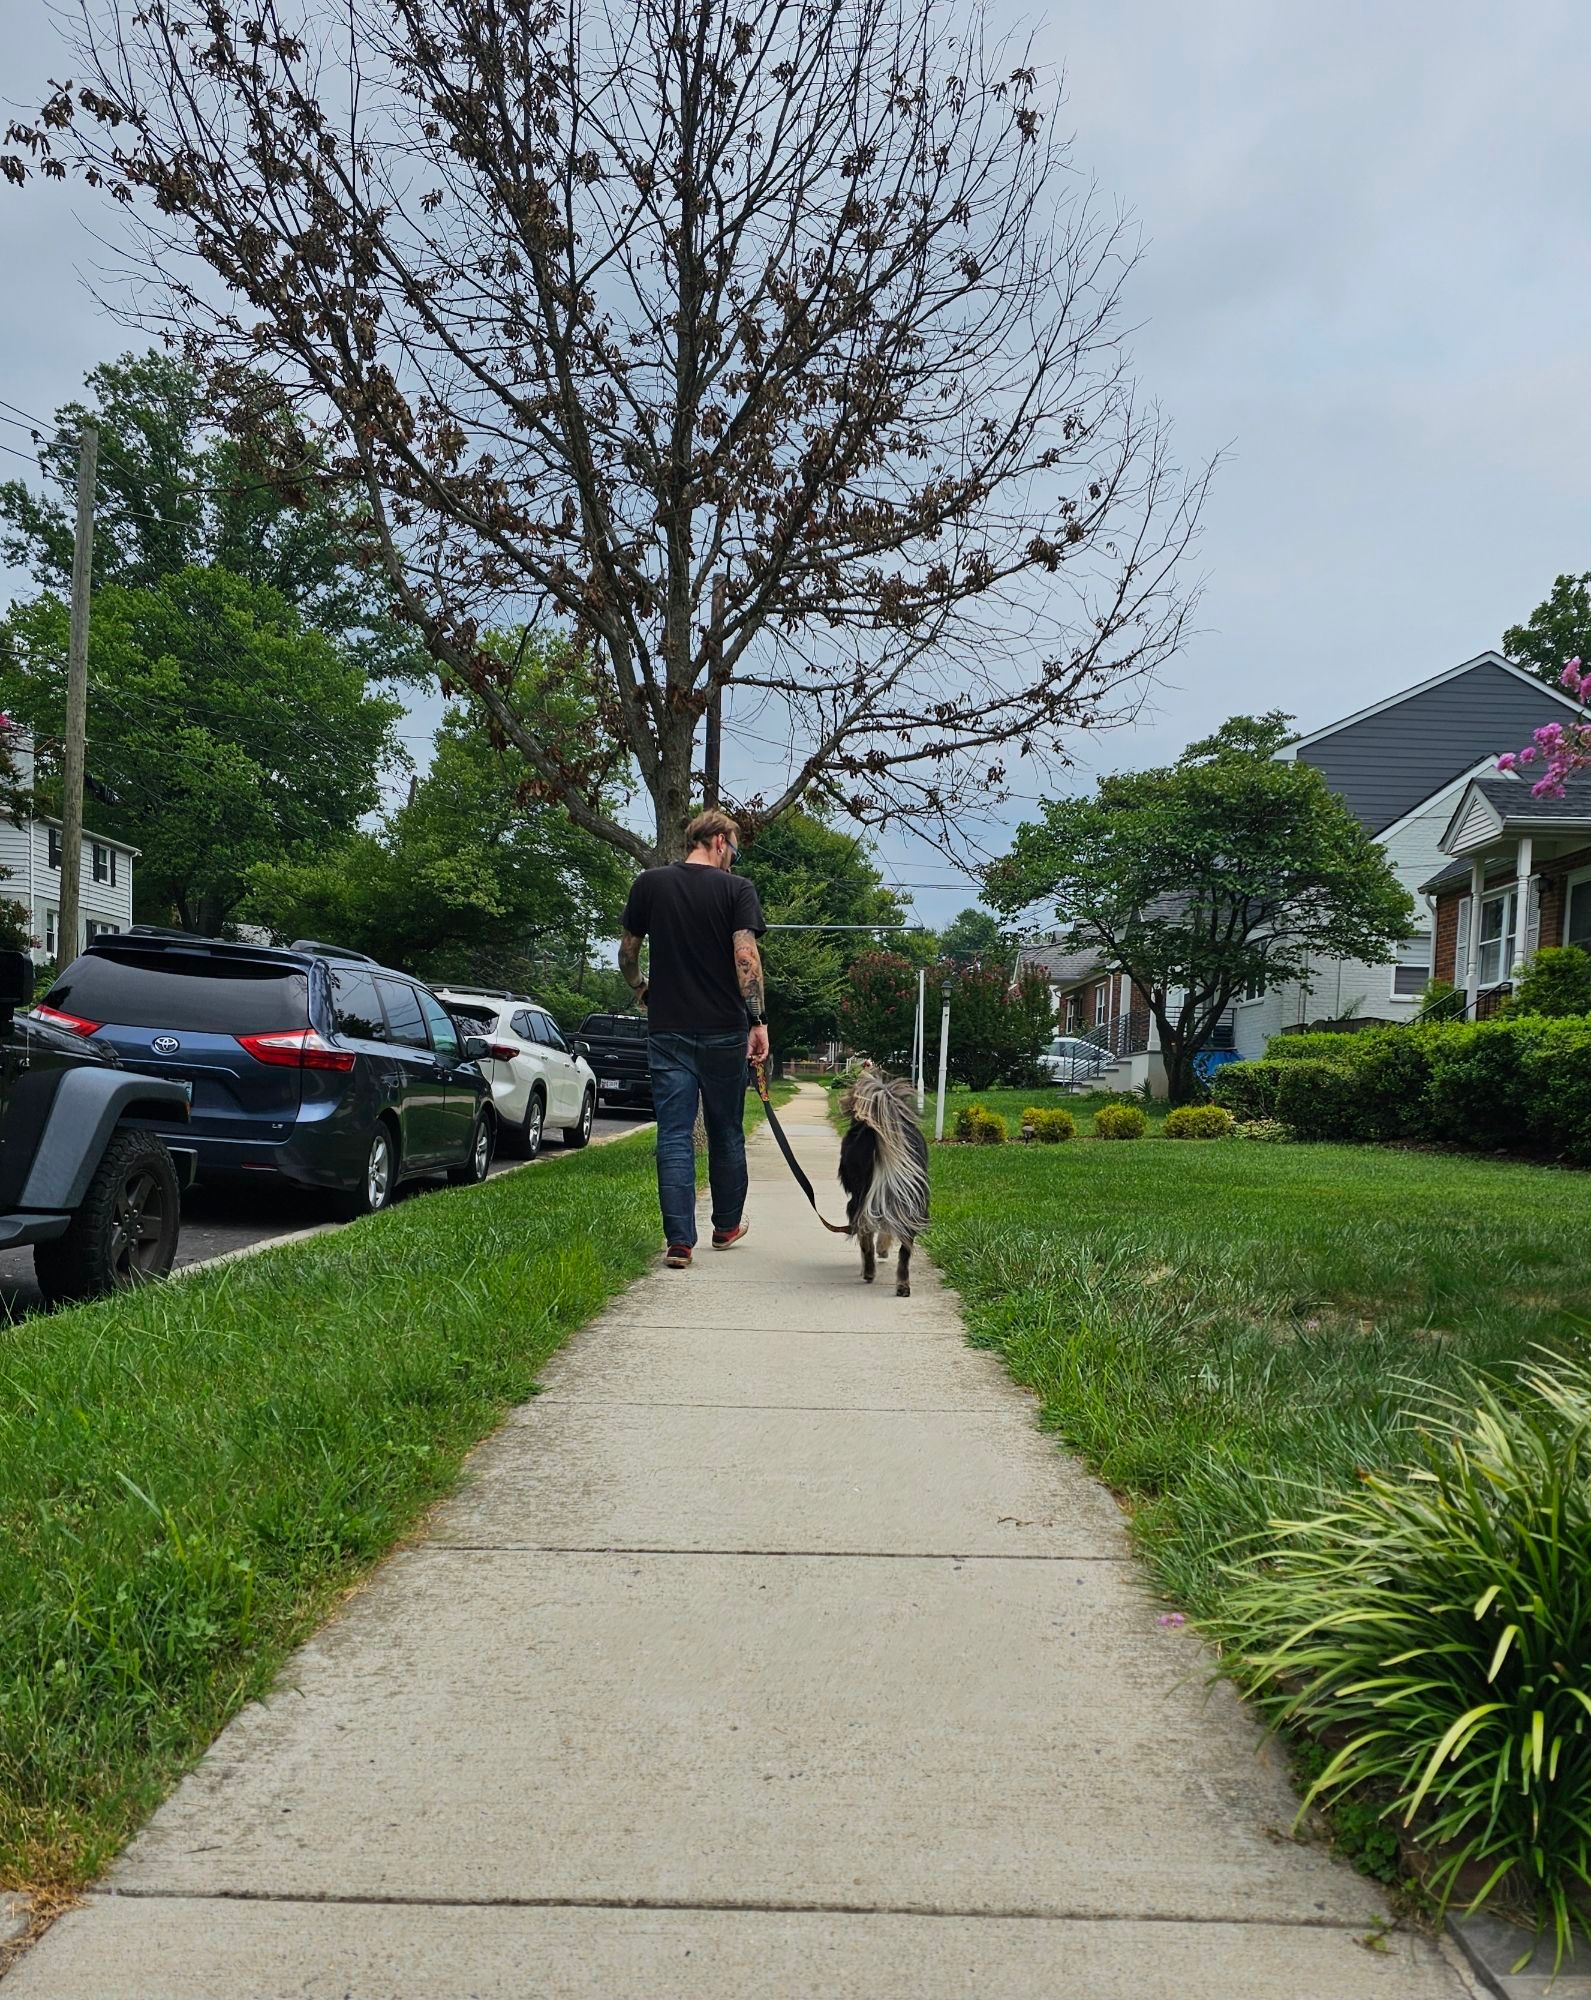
[746,1010,765,1027]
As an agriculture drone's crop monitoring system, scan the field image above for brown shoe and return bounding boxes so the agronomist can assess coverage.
[665,1243,692,1268]
[711,1221,749,1250]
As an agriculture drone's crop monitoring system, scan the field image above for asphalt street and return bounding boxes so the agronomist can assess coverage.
[0,1109,652,1322]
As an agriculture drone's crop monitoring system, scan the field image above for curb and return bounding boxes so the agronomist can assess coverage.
[169,1119,654,1285]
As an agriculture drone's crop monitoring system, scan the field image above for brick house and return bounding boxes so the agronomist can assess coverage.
[1422,771,1591,1013]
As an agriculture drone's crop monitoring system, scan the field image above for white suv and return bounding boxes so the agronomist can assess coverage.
[435,989,597,1159]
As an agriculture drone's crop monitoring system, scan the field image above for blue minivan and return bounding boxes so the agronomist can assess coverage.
[39,932,495,1215]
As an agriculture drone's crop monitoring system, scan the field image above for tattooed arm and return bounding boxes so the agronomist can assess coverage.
[618,929,647,1008]
[734,928,770,1063]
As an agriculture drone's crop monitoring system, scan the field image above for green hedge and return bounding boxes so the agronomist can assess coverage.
[1209,1015,1591,1160]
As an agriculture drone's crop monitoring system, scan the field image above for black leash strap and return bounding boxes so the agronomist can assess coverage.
[751,1063,850,1234]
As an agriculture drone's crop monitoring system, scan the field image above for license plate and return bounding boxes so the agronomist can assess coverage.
[599,1076,622,1090]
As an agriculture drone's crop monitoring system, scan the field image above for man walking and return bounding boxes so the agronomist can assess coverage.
[619,810,769,1268]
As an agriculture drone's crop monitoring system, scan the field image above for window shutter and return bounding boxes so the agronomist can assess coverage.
[1521,878,1542,963]
[1456,896,1472,971]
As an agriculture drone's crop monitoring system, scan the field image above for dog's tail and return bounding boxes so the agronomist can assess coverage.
[850,1071,929,1237]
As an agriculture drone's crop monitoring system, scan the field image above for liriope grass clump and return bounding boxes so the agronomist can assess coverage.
[1215,1353,1591,1968]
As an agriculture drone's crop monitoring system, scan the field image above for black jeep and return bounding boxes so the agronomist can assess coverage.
[0,949,196,1305]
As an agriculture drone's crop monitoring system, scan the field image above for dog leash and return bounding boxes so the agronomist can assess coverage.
[750,1062,851,1233]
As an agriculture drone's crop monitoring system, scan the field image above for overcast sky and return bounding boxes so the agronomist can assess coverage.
[3,0,1588,926]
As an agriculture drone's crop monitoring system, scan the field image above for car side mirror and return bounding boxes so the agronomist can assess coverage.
[0,949,35,1012]
[462,1035,491,1062]
[575,1038,591,1058]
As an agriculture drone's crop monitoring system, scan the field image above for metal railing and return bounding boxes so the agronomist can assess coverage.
[1412,982,1512,1025]
[1080,1013,1153,1063]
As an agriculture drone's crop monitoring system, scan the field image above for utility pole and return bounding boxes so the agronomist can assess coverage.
[57,424,97,976]
[704,572,724,810]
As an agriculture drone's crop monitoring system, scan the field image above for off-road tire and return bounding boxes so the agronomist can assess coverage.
[34,1127,182,1305]
[561,1090,596,1150]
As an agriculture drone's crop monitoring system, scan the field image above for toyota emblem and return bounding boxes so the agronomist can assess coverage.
[152,1035,181,1054]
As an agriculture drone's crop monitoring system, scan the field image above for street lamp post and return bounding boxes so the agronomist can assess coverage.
[934,978,953,1142]
[914,966,926,1114]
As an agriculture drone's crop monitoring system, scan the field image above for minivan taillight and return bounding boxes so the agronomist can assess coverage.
[236,1028,357,1072]
[32,1004,102,1036]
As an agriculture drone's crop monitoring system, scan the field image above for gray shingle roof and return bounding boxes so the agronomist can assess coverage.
[1469,772,1591,823]
[1016,942,1104,986]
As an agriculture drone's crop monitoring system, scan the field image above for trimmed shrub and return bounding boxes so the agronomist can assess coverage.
[1341,1029,1436,1141]
[1509,946,1591,1019]
[1093,1102,1147,1141]
[1520,1016,1591,1163]
[1216,1356,1591,1966]
[1264,1031,1371,1063]
[1424,1020,1543,1150]
[1234,1118,1292,1142]
[1212,1060,1289,1122]
[1164,1104,1234,1140]
[1272,1060,1361,1142]
[953,1104,1007,1144]
[1021,1107,1076,1143]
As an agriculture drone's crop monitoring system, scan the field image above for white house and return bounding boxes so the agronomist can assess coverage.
[0,733,137,963]
[1232,652,1583,1057]
[1018,652,1585,1086]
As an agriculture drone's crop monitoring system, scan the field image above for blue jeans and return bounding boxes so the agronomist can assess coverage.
[648,1032,750,1248]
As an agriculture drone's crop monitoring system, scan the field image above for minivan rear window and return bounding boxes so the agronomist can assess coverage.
[47,951,310,1035]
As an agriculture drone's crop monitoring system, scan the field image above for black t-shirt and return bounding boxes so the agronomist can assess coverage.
[622,862,767,1034]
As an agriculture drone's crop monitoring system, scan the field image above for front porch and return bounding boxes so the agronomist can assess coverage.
[1424,771,1591,1012]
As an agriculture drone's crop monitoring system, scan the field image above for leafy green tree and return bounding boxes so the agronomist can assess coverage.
[937,961,1052,1089]
[737,813,908,1060]
[0,350,424,683]
[839,954,920,1072]
[0,569,403,933]
[986,713,1415,1104]
[1504,574,1591,687]
[244,711,631,984]
[937,907,1009,966]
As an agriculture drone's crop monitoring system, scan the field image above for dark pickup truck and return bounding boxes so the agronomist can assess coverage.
[578,1012,652,1112]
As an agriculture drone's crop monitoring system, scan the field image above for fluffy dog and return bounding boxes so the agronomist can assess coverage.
[837,1065,930,1297]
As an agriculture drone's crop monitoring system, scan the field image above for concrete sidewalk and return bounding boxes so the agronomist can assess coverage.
[8,1086,1481,1998]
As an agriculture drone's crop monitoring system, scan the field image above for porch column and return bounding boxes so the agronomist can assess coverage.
[1465,855,1484,1013]
[1515,835,1533,977]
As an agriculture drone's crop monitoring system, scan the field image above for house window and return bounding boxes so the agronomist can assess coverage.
[45,909,57,957]
[1392,934,1432,999]
[1242,968,1266,1003]
[1476,889,1517,986]
[47,827,60,871]
[85,920,119,941]
[1565,871,1591,954]
[1094,982,1108,1026]
[92,843,110,884]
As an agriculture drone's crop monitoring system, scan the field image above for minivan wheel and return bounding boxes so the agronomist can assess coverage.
[334,1124,396,1220]
[35,1128,182,1305]
[449,1113,494,1186]
[562,1089,595,1150]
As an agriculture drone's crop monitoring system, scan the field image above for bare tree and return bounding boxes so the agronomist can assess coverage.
[7,0,1206,861]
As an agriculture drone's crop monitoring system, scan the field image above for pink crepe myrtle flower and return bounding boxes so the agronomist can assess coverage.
[1502,662,1591,797]
[1497,752,1517,771]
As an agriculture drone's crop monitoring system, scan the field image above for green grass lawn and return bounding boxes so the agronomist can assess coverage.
[927,1135,1591,1617]
[0,1133,664,1891]
[938,1084,1170,1135]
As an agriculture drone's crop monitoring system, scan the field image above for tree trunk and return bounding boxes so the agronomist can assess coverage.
[1163,1042,1201,1107]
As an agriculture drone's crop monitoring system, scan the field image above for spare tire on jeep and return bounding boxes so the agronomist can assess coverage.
[33,1127,183,1306]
